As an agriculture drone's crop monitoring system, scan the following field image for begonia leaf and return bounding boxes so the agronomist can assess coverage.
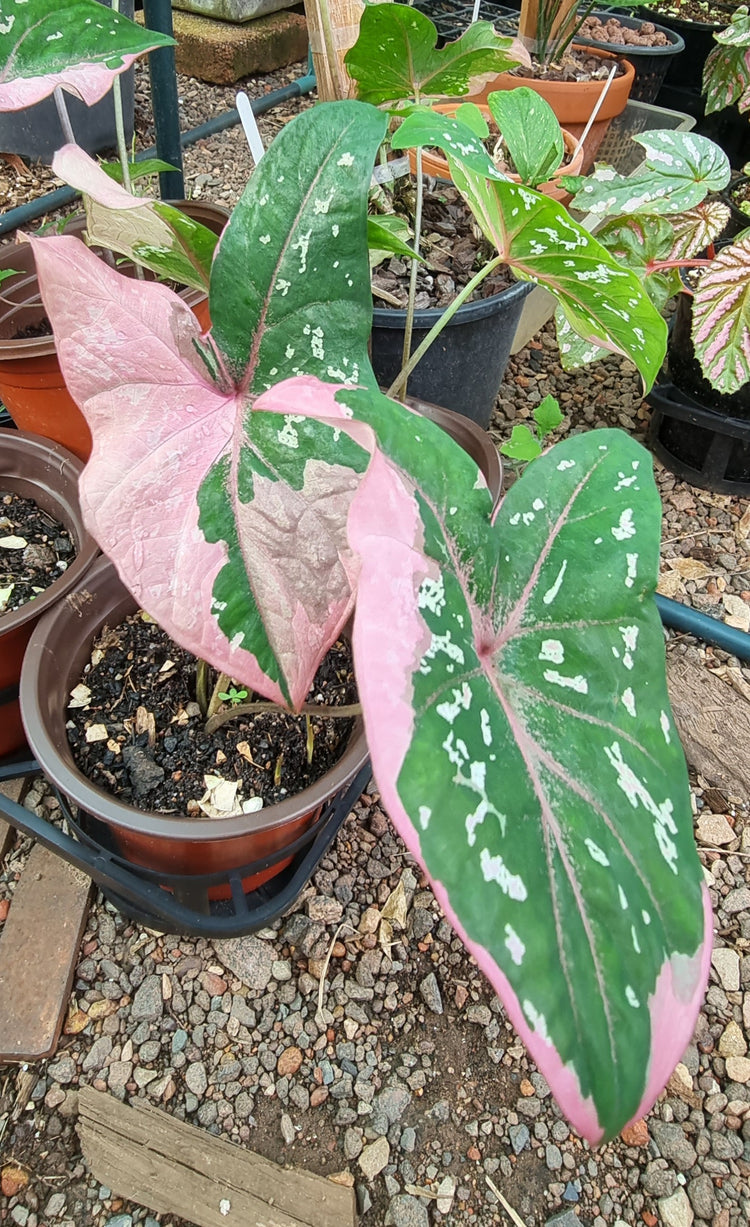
[692,236,750,395]
[0,0,174,111]
[568,132,730,217]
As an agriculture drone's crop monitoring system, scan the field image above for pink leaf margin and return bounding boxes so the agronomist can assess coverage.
[52,143,148,209]
[0,56,143,112]
[348,451,713,1144]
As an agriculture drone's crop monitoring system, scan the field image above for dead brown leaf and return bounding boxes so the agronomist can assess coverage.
[135,705,156,747]
[64,1008,90,1035]
[666,557,713,581]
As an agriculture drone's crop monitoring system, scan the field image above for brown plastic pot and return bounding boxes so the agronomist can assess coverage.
[0,432,99,758]
[411,104,585,203]
[0,203,228,462]
[19,401,500,893]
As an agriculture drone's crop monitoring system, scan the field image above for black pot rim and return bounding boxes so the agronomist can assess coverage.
[372,277,533,328]
[20,555,369,845]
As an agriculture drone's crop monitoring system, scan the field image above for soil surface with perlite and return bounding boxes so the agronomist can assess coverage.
[0,490,75,614]
[67,612,357,815]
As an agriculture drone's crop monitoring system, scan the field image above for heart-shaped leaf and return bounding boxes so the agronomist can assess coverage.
[345,390,710,1143]
[443,159,666,390]
[568,131,730,217]
[0,0,174,111]
[703,41,750,115]
[391,107,506,179]
[692,236,750,395]
[345,3,526,105]
[30,102,387,711]
[52,144,219,292]
[487,87,564,189]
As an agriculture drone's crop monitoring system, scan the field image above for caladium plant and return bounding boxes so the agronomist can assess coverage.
[0,0,173,112]
[30,97,710,1144]
[703,4,750,117]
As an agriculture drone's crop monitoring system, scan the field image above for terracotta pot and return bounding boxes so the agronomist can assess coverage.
[468,47,635,172]
[0,432,99,759]
[411,103,585,203]
[470,47,635,123]
[0,203,228,462]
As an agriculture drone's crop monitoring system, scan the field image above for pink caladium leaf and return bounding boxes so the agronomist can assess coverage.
[52,145,219,291]
[692,237,750,395]
[343,387,711,1143]
[0,0,174,112]
[29,102,387,711]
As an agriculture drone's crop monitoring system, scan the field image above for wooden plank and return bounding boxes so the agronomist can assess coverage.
[0,775,27,861]
[0,844,91,1061]
[667,655,750,798]
[77,1086,356,1227]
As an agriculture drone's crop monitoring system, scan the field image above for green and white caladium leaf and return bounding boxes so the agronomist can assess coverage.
[343,387,711,1142]
[486,87,564,189]
[344,3,527,105]
[367,214,425,270]
[30,102,387,711]
[52,144,219,292]
[0,0,174,111]
[441,157,666,390]
[692,236,750,395]
[391,108,506,180]
[568,131,730,217]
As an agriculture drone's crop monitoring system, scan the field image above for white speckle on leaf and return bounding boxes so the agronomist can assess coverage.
[625,553,638,589]
[522,1000,549,1042]
[612,508,635,541]
[277,414,305,449]
[660,710,671,744]
[557,459,575,471]
[543,669,587,694]
[625,985,640,1009]
[276,278,291,296]
[337,152,355,167]
[509,513,521,526]
[285,345,295,359]
[480,847,527,900]
[419,806,431,830]
[631,925,641,954]
[622,687,636,718]
[584,839,609,866]
[332,224,339,237]
[532,498,545,511]
[618,885,628,910]
[229,632,244,650]
[543,559,567,605]
[538,639,564,664]
[505,924,525,966]
[480,708,492,747]
[292,228,312,274]
[418,573,445,616]
[259,234,271,245]
[642,910,651,925]
[604,741,679,873]
[313,189,335,215]
[436,682,472,725]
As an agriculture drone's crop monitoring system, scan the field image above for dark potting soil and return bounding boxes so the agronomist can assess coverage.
[0,491,76,614]
[67,612,358,816]
[371,180,514,311]
[643,0,732,24]
[578,16,670,47]
[11,316,52,340]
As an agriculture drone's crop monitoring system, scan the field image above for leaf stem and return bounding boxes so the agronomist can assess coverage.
[386,255,507,398]
[392,146,425,401]
[204,700,362,738]
[53,87,76,146]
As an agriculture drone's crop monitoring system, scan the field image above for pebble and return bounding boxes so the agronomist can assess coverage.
[651,1120,698,1171]
[185,1061,208,1096]
[385,1194,430,1227]
[131,975,163,1022]
[358,1136,390,1180]
[711,948,741,991]
[418,972,443,1014]
[213,935,274,995]
[724,1056,750,1083]
[659,1187,695,1227]
[280,1112,295,1145]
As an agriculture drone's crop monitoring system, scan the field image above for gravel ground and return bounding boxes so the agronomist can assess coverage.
[1,56,750,1227]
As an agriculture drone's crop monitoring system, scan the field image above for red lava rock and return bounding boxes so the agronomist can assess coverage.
[642,1213,658,1227]
[621,1119,650,1147]
[467,1145,481,1161]
[277,1045,303,1077]
[0,899,9,922]
[310,1086,329,1107]
[454,985,469,1009]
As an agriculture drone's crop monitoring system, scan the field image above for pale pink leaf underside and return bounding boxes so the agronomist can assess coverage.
[0,57,141,112]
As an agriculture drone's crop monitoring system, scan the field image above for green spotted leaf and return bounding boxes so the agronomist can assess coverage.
[344,3,525,105]
[486,87,565,189]
[345,392,710,1143]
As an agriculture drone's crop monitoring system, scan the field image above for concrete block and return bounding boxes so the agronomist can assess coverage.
[171,10,309,84]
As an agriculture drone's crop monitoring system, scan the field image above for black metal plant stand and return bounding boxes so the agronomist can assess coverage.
[0,756,371,938]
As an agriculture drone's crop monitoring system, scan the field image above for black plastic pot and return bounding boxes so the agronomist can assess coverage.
[371,280,534,429]
[0,1,135,164]
[641,5,728,91]
[647,289,750,495]
[719,175,750,241]
[654,82,750,172]
[575,13,684,103]
[648,378,750,496]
